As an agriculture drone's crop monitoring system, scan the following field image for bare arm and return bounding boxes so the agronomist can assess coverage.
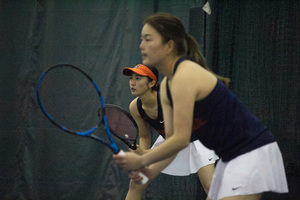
[139,71,195,167]
[136,81,177,179]
[114,61,217,171]
[129,99,151,154]
[126,80,177,182]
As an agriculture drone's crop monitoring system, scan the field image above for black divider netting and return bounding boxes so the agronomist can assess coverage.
[202,1,300,199]
[1,0,299,199]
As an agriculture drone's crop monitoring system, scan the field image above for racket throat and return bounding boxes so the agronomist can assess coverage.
[110,142,119,154]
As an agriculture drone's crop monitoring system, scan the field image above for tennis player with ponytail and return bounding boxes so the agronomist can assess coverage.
[122,64,218,200]
[114,12,288,200]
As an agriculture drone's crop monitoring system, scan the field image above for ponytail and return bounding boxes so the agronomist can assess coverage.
[152,82,160,91]
[185,34,208,70]
[148,67,160,91]
[185,34,231,87]
[144,12,230,87]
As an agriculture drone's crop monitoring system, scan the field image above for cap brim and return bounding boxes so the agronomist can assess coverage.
[122,67,149,76]
[122,68,133,76]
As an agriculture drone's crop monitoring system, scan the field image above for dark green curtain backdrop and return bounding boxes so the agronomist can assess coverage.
[0,0,299,199]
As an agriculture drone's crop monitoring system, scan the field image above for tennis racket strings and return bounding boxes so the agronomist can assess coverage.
[99,105,138,149]
[105,105,137,140]
[38,65,101,133]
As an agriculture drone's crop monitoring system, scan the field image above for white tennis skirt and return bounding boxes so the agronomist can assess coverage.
[208,142,289,200]
[151,135,218,176]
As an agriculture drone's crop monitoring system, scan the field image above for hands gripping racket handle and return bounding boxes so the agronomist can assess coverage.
[118,150,149,185]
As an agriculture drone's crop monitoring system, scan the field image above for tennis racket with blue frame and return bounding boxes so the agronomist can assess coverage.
[36,64,148,184]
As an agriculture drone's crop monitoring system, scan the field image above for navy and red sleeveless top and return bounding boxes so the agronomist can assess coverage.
[137,91,165,137]
[166,58,275,161]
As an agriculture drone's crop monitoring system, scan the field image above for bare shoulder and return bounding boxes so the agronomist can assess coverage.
[172,60,217,100]
[129,97,139,115]
[160,76,167,86]
[175,60,211,78]
[159,77,168,103]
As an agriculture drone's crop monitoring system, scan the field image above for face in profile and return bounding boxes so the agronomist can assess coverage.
[140,23,168,68]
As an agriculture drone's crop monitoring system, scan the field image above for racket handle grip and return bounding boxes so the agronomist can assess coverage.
[118,150,149,185]
[133,170,149,185]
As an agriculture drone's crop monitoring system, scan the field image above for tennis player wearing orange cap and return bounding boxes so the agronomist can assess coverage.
[121,64,218,200]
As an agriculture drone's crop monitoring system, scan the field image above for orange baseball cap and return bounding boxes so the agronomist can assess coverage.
[122,64,157,84]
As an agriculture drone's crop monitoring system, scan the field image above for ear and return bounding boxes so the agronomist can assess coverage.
[166,40,175,55]
[148,80,156,88]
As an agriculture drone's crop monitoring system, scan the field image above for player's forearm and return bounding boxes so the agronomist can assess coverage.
[148,155,176,178]
[140,134,188,167]
[139,155,176,181]
[139,137,151,150]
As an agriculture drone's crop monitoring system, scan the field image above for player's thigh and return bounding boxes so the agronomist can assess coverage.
[197,164,215,184]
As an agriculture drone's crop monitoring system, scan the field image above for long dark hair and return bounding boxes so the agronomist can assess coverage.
[148,67,160,91]
[143,12,230,87]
